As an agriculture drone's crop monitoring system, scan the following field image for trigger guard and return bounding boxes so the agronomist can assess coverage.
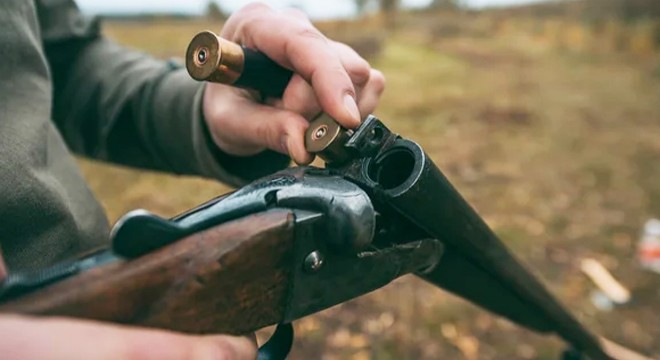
[257,324,294,360]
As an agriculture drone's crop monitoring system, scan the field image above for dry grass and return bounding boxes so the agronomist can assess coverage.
[79,14,660,359]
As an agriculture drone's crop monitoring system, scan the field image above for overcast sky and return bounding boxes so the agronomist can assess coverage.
[77,0,547,19]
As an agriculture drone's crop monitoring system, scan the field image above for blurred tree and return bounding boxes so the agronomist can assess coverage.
[429,0,462,11]
[379,0,399,13]
[355,0,372,16]
[206,1,227,21]
[379,0,399,28]
[621,0,660,19]
[584,0,660,20]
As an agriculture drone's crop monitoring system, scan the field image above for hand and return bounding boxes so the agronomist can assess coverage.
[203,3,386,165]
[0,315,256,360]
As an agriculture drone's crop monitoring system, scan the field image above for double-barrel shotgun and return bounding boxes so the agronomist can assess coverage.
[0,31,647,360]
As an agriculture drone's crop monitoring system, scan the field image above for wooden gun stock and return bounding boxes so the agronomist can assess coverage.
[0,209,295,336]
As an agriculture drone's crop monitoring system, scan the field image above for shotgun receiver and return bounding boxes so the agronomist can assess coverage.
[0,31,634,360]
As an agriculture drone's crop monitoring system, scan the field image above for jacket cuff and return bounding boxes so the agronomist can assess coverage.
[152,68,290,187]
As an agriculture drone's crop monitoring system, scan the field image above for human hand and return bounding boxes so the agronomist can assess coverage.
[202,3,385,165]
[0,315,256,360]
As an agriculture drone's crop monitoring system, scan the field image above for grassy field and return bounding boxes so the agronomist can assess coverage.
[80,12,660,359]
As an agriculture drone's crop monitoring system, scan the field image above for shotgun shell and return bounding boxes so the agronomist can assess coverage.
[305,114,352,164]
[186,30,245,85]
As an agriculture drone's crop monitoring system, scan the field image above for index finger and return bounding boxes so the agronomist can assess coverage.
[223,6,362,129]
[0,315,257,360]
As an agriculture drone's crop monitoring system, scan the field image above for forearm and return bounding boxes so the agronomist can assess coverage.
[47,34,288,186]
[39,1,386,186]
[47,37,190,171]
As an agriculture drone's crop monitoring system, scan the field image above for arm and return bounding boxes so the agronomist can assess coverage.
[39,0,288,186]
[38,1,385,184]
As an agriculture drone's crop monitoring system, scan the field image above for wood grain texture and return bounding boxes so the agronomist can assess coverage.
[0,209,296,335]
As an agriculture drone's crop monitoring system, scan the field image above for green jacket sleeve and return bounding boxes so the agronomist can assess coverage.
[37,0,290,187]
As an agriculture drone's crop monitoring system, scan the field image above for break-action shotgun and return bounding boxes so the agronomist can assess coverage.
[0,30,645,360]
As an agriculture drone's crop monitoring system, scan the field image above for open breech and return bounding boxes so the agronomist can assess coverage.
[0,31,627,360]
[0,114,614,359]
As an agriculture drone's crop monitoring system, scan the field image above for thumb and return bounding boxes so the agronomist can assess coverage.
[0,315,257,360]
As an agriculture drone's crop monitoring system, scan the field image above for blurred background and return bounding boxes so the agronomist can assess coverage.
[76,0,659,359]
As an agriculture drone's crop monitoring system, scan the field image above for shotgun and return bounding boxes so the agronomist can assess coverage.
[0,31,642,360]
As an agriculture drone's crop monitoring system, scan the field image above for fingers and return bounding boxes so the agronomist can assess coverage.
[204,84,314,165]
[210,4,387,165]
[279,74,321,121]
[221,4,362,129]
[0,315,256,360]
[332,42,371,89]
[332,41,386,118]
[357,69,386,116]
[274,41,379,122]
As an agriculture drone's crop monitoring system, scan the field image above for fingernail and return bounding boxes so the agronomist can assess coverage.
[343,93,361,126]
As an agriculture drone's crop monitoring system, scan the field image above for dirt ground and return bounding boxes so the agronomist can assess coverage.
[80,12,660,359]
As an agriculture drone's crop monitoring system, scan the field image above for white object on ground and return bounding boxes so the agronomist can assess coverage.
[580,258,631,305]
[638,218,660,274]
[601,337,656,360]
[590,291,614,311]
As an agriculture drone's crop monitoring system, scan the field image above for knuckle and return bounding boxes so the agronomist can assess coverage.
[317,66,356,97]
[254,122,271,146]
[283,26,327,66]
[233,22,249,42]
[332,42,370,85]
[329,64,348,77]
[370,69,386,93]
[255,118,282,151]
[208,103,228,122]
[338,72,358,96]
[347,58,371,85]
[203,90,231,121]
[295,26,326,43]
